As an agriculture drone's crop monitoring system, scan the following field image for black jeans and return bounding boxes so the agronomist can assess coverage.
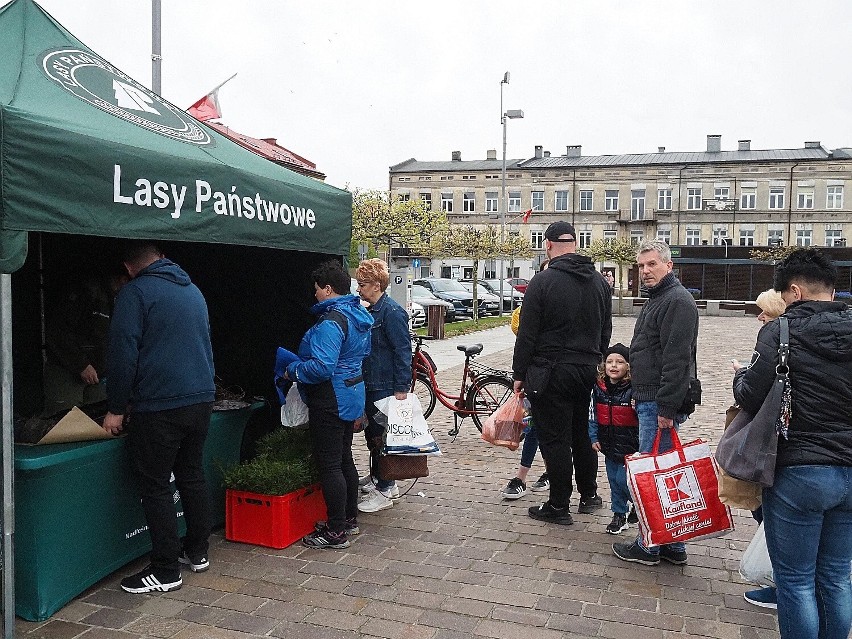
[528,363,598,509]
[127,402,212,573]
[306,383,359,534]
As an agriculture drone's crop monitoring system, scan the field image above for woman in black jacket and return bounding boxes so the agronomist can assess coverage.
[733,248,852,639]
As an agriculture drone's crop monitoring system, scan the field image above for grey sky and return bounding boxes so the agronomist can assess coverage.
[32,1,852,191]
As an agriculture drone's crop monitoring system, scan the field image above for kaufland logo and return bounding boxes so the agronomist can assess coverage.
[41,48,213,146]
[655,466,706,518]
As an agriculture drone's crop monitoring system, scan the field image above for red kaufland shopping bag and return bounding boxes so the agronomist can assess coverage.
[626,429,734,547]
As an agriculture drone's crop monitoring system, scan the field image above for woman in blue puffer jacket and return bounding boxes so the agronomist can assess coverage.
[284,260,373,549]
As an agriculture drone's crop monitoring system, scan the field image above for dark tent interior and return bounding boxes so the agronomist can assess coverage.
[12,232,337,439]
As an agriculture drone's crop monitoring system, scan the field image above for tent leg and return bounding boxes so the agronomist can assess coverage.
[0,274,14,637]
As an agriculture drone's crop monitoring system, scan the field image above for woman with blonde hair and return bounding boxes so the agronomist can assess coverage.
[355,258,412,514]
[755,289,786,324]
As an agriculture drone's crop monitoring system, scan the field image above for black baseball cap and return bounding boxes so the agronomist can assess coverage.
[544,221,576,242]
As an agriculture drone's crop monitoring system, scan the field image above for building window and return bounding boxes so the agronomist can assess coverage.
[531,190,544,212]
[508,191,521,213]
[657,189,672,210]
[629,230,643,245]
[686,229,701,245]
[420,193,432,210]
[398,177,410,182]
[825,229,842,246]
[769,187,785,209]
[578,230,592,249]
[739,229,754,246]
[768,229,784,246]
[605,190,619,212]
[399,193,410,202]
[796,229,813,246]
[441,193,453,213]
[555,190,569,211]
[797,190,813,209]
[631,190,646,220]
[580,190,593,211]
[530,230,544,250]
[603,229,617,241]
[687,188,702,210]
[714,187,730,200]
[656,229,671,244]
[713,227,729,245]
[485,192,498,213]
[741,189,756,209]
[827,185,844,209]
[463,192,475,213]
[419,176,432,181]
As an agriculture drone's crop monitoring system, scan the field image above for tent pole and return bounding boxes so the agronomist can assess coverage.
[0,274,14,638]
[151,0,162,94]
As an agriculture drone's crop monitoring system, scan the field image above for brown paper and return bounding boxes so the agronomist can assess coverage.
[35,406,114,445]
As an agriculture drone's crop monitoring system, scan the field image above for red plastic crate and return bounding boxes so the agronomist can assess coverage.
[225,484,327,549]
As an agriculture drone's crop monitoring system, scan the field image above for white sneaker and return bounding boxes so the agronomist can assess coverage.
[359,475,376,494]
[358,488,394,513]
[386,484,400,499]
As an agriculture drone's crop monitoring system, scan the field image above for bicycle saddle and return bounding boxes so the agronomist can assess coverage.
[457,344,484,356]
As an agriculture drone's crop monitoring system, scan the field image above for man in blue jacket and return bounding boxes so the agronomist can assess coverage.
[284,260,373,549]
[102,242,215,594]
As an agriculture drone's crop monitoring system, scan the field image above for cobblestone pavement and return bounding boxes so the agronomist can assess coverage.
[19,316,794,639]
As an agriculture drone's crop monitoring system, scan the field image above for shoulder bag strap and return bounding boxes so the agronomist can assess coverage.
[777,316,789,371]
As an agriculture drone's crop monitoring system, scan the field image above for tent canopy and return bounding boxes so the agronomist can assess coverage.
[0,0,352,274]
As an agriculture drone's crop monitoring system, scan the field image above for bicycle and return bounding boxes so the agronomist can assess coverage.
[409,333,515,437]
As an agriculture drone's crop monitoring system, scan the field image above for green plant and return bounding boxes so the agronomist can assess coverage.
[222,428,318,496]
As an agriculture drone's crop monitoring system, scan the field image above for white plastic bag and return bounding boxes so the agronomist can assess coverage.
[374,394,440,455]
[739,522,774,586]
[280,385,309,429]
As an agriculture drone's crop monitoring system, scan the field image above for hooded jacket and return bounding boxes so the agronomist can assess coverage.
[733,300,852,467]
[106,258,215,414]
[588,378,639,462]
[629,272,698,419]
[513,253,612,381]
[287,294,373,421]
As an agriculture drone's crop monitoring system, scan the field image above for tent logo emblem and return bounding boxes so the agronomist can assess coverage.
[41,48,213,146]
[654,466,706,518]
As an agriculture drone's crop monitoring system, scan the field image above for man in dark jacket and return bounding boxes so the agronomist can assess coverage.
[613,239,698,566]
[103,242,215,594]
[513,221,612,525]
[733,248,852,639]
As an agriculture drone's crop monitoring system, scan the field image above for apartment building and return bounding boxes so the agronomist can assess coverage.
[389,136,852,279]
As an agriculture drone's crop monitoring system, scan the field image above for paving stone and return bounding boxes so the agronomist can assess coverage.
[125,614,189,638]
[22,620,91,639]
[418,609,480,632]
[302,608,365,632]
[489,605,551,626]
[358,618,437,639]
[360,600,424,624]
[79,607,141,629]
[473,618,564,639]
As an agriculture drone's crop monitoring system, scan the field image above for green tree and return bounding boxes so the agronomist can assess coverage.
[749,245,798,263]
[581,237,636,315]
[431,225,506,322]
[351,188,448,257]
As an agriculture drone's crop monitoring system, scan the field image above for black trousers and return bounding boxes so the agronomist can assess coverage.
[528,363,599,509]
[306,384,359,533]
[127,402,212,573]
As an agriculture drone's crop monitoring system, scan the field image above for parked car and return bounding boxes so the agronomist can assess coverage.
[413,278,490,318]
[507,277,529,293]
[458,282,502,315]
[463,278,524,311]
[411,284,457,322]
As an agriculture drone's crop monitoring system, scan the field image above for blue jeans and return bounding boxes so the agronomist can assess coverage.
[763,465,852,639]
[519,423,540,469]
[604,456,632,515]
[635,400,686,555]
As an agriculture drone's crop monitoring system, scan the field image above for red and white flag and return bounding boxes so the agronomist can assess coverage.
[187,73,237,122]
[522,209,533,223]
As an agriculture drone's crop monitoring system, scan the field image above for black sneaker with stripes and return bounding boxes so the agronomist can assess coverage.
[120,566,182,594]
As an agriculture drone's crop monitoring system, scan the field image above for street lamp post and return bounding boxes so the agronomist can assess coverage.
[498,72,523,315]
[500,109,524,313]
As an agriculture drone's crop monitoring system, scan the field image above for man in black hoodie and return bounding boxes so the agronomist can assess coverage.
[513,221,612,524]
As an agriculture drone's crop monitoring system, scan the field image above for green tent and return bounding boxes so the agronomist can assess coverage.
[0,0,352,274]
[0,1,353,631]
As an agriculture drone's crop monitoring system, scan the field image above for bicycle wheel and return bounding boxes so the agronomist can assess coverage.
[466,376,514,432]
[411,373,437,419]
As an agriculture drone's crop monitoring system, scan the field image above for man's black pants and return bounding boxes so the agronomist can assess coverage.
[127,402,213,573]
[529,363,598,510]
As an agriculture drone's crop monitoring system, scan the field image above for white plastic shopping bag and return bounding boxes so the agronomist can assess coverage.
[739,522,774,586]
[374,394,440,455]
[280,385,309,429]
